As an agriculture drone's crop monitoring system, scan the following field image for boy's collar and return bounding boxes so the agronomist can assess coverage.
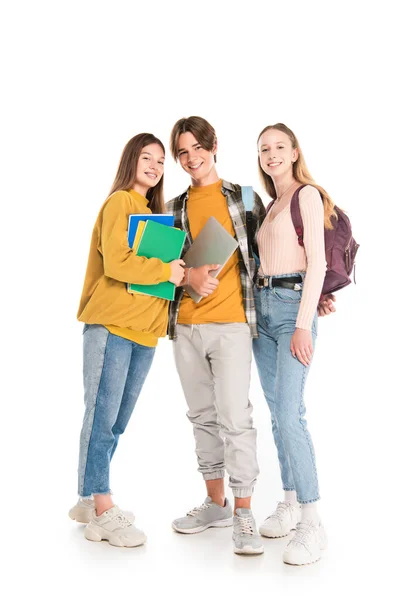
[182,179,235,197]
[221,180,235,191]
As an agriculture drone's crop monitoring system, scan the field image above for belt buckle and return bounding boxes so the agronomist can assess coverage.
[257,276,269,289]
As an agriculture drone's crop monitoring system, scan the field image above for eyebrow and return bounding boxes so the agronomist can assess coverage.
[141,151,165,159]
[178,143,200,153]
[260,141,286,148]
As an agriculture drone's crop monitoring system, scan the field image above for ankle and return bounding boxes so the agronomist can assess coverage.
[284,490,298,505]
[234,496,251,513]
[205,478,225,507]
[209,495,225,507]
[300,501,320,525]
[94,493,114,516]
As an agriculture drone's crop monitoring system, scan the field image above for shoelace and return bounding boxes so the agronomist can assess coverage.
[236,515,255,535]
[290,521,316,546]
[187,503,211,517]
[266,501,293,522]
[112,512,133,529]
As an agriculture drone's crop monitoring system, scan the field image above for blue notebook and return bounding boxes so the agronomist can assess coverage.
[128,213,174,248]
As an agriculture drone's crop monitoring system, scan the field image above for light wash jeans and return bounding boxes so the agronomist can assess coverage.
[252,273,320,504]
[78,324,155,497]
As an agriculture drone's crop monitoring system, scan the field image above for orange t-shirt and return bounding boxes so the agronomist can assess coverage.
[178,180,246,325]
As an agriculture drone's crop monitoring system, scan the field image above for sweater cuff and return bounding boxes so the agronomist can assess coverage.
[161,263,171,282]
[295,318,312,331]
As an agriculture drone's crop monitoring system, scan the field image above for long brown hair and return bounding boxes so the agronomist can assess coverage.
[170,116,217,162]
[109,133,165,214]
[257,123,337,229]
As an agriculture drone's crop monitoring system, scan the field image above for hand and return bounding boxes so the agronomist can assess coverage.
[290,328,313,367]
[168,259,186,286]
[187,264,220,297]
[317,294,336,317]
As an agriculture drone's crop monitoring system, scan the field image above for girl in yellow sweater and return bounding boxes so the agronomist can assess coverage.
[69,133,184,547]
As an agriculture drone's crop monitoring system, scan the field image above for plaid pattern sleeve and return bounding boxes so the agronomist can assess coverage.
[166,181,264,340]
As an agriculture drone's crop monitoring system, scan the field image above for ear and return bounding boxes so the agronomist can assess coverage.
[292,148,299,163]
[212,138,218,155]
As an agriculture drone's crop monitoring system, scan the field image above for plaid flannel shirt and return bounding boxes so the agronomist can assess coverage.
[166,180,265,340]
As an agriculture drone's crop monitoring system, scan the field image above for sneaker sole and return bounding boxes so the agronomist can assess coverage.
[259,528,294,538]
[234,545,264,555]
[172,517,233,534]
[84,523,146,548]
[283,541,327,565]
[283,553,322,565]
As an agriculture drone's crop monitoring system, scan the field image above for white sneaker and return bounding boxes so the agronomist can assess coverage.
[69,498,134,524]
[283,520,327,565]
[84,505,146,548]
[260,501,301,538]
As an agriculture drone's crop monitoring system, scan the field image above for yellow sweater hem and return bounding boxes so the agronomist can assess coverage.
[105,325,158,347]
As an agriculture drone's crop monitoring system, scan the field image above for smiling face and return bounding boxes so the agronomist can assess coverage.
[133,143,165,196]
[258,129,298,180]
[177,131,218,186]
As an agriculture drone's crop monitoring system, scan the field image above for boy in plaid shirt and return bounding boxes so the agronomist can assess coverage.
[167,116,265,555]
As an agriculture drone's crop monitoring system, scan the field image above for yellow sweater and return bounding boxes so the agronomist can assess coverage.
[77,189,171,347]
[178,180,246,325]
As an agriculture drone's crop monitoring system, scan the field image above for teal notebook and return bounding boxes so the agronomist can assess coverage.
[127,213,174,248]
[127,220,186,301]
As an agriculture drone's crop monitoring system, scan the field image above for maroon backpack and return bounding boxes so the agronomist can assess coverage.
[266,184,359,295]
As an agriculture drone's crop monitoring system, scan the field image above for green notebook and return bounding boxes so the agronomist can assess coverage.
[127,219,186,301]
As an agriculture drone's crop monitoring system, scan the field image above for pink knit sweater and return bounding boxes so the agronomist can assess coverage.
[257,185,326,330]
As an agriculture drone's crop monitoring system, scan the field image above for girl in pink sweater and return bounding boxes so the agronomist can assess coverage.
[253,123,336,565]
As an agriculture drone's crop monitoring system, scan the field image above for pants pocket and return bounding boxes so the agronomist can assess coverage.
[272,287,302,304]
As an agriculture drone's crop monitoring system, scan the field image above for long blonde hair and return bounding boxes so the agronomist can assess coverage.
[257,123,337,229]
[109,133,165,214]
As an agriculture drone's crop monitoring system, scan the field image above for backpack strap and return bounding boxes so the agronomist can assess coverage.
[266,199,274,215]
[290,184,308,247]
[241,186,254,212]
[241,186,256,256]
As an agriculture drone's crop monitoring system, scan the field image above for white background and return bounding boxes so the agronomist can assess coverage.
[1,1,398,598]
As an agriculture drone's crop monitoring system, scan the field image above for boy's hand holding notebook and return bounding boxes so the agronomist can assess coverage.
[182,216,239,303]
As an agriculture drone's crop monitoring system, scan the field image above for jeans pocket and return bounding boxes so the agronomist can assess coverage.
[272,287,302,304]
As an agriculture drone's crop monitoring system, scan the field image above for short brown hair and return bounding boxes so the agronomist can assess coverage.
[170,116,217,162]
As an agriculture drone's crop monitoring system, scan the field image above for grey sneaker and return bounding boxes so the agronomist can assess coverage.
[69,498,134,524]
[84,505,146,547]
[172,496,233,534]
[232,508,264,555]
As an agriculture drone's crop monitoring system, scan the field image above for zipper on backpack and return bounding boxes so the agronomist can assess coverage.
[345,240,360,274]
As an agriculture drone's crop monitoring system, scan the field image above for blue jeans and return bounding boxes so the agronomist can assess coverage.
[78,325,155,497]
[252,273,320,504]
